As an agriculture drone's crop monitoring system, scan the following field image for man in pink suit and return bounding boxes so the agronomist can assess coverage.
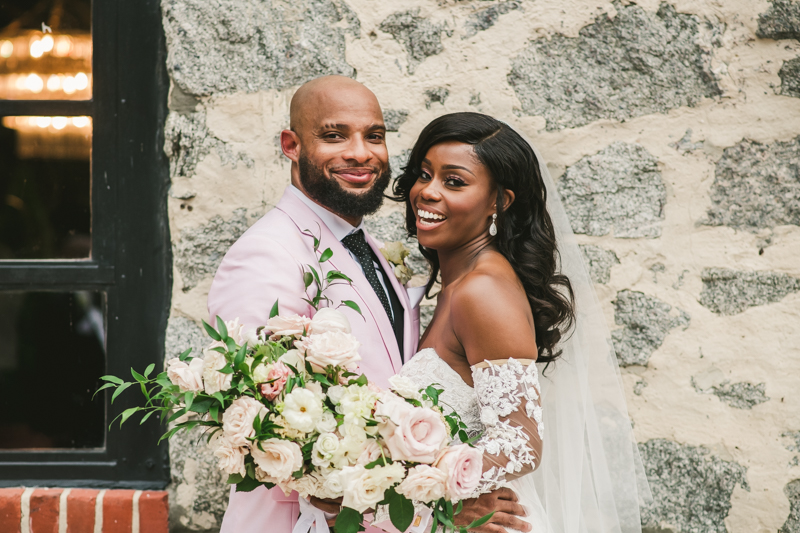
[208,76,420,533]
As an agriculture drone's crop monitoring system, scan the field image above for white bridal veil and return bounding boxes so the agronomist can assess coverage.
[509,134,652,533]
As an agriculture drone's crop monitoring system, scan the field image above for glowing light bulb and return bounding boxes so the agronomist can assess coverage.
[15,75,26,90]
[0,41,12,58]
[54,36,72,57]
[41,35,54,52]
[25,73,44,93]
[72,116,90,128]
[30,39,44,58]
[52,116,68,130]
[36,117,51,128]
[62,76,76,94]
[47,74,61,91]
[28,117,38,127]
[74,72,89,91]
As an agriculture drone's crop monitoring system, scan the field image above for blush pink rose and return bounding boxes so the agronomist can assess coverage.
[435,444,483,501]
[376,395,448,464]
[267,314,311,338]
[259,361,292,401]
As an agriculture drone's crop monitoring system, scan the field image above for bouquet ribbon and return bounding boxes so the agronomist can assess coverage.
[293,497,332,533]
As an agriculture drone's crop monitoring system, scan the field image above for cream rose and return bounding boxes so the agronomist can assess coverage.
[250,438,304,482]
[278,349,305,371]
[267,314,311,337]
[280,472,322,498]
[316,411,338,434]
[435,444,483,501]
[376,396,448,464]
[388,375,423,401]
[305,331,361,371]
[309,308,352,335]
[356,439,384,466]
[320,469,344,499]
[167,357,204,392]
[202,350,233,395]
[311,432,341,467]
[222,397,267,446]
[396,464,448,503]
[282,388,323,433]
[211,435,247,477]
[338,463,405,513]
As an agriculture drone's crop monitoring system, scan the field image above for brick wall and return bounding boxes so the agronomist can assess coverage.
[0,488,168,533]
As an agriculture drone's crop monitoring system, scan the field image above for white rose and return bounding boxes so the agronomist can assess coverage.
[316,411,338,434]
[309,308,352,335]
[327,385,345,404]
[282,388,323,433]
[305,331,361,371]
[388,375,423,401]
[278,349,305,371]
[320,469,344,499]
[339,464,406,513]
[222,397,267,446]
[267,314,311,337]
[202,350,233,395]
[250,438,304,482]
[396,464,448,503]
[252,363,272,384]
[211,434,246,477]
[311,432,340,467]
[167,357,204,392]
[376,394,448,464]
[356,439,384,466]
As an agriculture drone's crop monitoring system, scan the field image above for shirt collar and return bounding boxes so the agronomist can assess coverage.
[289,185,364,241]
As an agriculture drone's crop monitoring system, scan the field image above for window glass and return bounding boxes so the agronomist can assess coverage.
[0,0,92,100]
[0,290,105,449]
[0,116,91,259]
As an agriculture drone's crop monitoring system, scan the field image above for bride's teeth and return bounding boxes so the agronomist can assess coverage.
[417,209,445,221]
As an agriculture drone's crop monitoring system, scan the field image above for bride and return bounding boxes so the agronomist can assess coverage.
[388,112,649,533]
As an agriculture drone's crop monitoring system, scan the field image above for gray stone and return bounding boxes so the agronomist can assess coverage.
[420,304,435,332]
[782,479,800,533]
[383,109,410,132]
[364,210,427,278]
[634,378,648,396]
[693,378,770,409]
[670,128,705,154]
[165,316,209,361]
[704,137,800,230]
[389,149,412,179]
[611,290,690,367]
[699,268,800,315]
[757,0,800,41]
[164,111,254,180]
[469,92,481,106]
[639,439,749,533]
[168,426,228,533]
[508,3,720,130]
[424,87,450,109]
[780,57,800,98]
[463,2,520,39]
[379,9,452,74]
[783,431,800,466]
[162,0,359,96]
[579,244,619,284]
[558,142,666,238]
[174,208,249,291]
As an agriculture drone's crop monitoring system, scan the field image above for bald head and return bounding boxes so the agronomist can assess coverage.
[289,76,383,133]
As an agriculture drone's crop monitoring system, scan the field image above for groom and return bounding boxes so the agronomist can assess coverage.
[207,76,530,533]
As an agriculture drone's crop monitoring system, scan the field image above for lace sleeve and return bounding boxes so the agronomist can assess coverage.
[470,357,543,496]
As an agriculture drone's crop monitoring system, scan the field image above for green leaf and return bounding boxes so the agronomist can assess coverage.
[92,382,117,399]
[335,507,364,533]
[144,363,155,378]
[465,511,495,530]
[303,272,314,289]
[101,375,125,385]
[326,270,353,283]
[269,299,280,319]
[216,316,229,339]
[179,348,192,361]
[213,391,226,405]
[111,382,133,403]
[425,385,441,405]
[218,364,234,374]
[319,247,333,263]
[167,408,187,423]
[234,345,247,368]
[209,405,220,423]
[225,337,237,353]
[235,476,262,493]
[388,491,414,533]
[188,397,214,413]
[131,368,146,383]
[227,473,244,485]
[363,455,391,469]
[119,407,141,427]
[202,320,222,341]
[341,300,362,316]
[139,410,156,425]
[184,392,194,411]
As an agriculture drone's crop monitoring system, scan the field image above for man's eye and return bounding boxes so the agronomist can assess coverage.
[324,133,343,140]
[368,133,385,141]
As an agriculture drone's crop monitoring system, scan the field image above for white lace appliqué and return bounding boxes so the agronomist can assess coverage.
[471,358,543,496]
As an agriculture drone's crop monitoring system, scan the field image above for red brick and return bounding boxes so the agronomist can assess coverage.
[30,488,62,533]
[138,492,168,533]
[66,489,98,533]
[103,490,134,533]
[0,488,24,533]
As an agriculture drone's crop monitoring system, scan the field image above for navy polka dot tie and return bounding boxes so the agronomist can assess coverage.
[341,229,394,324]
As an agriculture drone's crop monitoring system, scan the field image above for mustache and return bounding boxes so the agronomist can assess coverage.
[328,164,383,173]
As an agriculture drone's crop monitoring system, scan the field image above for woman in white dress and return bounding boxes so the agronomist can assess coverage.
[390,113,650,533]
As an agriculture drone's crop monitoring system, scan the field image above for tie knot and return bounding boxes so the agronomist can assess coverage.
[341,229,368,250]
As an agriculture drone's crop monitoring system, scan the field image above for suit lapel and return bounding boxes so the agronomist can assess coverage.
[276,190,403,373]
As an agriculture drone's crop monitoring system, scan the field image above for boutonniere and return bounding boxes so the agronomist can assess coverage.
[380,241,414,285]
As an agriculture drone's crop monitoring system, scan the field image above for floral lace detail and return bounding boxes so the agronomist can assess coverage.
[471,358,543,496]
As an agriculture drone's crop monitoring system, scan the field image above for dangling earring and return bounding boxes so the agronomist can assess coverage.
[489,213,498,236]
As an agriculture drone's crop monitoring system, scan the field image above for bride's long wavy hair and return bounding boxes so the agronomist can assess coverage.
[392,112,574,364]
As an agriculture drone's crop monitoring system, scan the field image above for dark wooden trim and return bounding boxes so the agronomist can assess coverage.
[0,100,93,116]
[0,262,114,287]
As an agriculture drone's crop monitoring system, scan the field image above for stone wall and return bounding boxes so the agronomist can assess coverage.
[159,0,800,531]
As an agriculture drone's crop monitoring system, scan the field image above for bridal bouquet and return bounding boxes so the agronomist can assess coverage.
[98,233,492,533]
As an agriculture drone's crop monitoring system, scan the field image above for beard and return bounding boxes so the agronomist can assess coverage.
[298,155,392,219]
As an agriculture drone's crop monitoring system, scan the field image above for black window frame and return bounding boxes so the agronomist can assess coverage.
[0,0,171,489]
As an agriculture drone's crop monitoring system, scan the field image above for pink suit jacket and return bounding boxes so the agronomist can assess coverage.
[207,187,420,533]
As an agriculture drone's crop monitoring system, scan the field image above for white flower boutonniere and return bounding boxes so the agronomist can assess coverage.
[380,241,414,285]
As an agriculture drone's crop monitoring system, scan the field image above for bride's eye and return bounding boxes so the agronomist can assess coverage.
[445,176,466,187]
[418,171,432,182]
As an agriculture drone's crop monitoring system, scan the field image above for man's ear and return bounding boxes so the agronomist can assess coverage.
[280,129,301,162]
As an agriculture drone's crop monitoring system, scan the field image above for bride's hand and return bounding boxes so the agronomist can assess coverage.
[456,488,531,533]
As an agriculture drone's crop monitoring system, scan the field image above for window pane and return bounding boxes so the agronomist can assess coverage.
[0,115,91,259]
[0,291,105,449]
[0,1,92,100]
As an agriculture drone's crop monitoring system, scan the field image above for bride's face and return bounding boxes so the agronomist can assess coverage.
[409,141,496,251]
